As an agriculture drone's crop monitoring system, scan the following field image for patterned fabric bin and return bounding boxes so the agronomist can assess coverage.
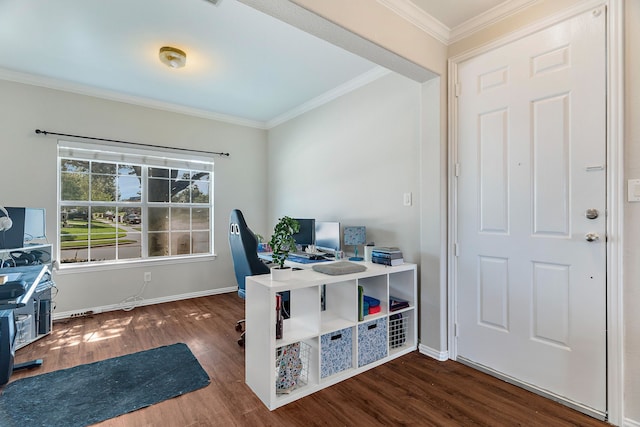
[321,327,353,378]
[357,317,388,367]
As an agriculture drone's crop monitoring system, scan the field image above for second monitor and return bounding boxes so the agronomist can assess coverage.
[315,221,340,254]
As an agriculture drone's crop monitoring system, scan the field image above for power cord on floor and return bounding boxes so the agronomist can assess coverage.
[119,279,149,312]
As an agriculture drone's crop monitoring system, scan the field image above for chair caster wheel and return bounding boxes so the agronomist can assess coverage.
[235,323,243,332]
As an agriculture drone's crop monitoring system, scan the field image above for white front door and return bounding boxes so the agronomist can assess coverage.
[454,7,606,414]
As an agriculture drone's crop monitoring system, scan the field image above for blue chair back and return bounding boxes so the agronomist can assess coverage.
[229,209,270,299]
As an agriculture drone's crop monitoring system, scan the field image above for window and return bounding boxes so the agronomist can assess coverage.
[58,140,214,266]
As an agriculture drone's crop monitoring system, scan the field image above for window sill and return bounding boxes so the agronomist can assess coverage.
[55,253,218,275]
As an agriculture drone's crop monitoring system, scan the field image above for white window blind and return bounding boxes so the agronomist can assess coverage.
[58,140,214,172]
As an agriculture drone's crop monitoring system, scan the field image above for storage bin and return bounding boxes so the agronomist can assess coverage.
[15,314,33,344]
[321,327,353,378]
[389,313,408,349]
[357,318,387,367]
[275,341,310,394]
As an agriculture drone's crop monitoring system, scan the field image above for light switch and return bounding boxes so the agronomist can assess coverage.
[403,192,412,206]
[628,179,640,202]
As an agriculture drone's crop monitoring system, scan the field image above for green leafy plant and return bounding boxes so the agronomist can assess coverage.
[268,216,300,269]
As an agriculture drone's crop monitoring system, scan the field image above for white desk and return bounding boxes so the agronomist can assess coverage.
[245,261,417,410]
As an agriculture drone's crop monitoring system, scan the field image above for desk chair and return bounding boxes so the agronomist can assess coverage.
[229,209,270,346]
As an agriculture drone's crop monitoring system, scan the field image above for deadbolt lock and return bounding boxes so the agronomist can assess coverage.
[585,208,599,220]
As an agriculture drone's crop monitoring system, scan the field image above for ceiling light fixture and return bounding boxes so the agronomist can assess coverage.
[159,46,187,69]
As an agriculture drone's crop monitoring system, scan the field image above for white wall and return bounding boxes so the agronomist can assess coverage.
[419,77,446,356]
[267,72,421,257]
[624,0,640,423]
[0,79,268,315]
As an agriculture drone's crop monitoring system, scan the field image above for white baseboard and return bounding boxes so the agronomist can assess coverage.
[53,286,237,320]
[419,343,449,361]
[624,417,640,427]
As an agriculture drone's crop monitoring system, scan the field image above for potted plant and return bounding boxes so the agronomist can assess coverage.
[268,216,299,280]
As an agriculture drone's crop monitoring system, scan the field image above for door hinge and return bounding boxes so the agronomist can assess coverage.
[455,163,461,177]
[455,82,461,97]
[454,323,459,337]
[454,243,460,257]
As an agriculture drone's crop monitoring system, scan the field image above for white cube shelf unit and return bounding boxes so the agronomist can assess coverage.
[245,262,417,410]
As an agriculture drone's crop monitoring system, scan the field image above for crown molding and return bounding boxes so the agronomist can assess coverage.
[449,0,538,44]
[0,67,269,129]
[0,66,392,130]
[376,0,450,44]
[378,0,540,45]
[448,0,606,63]
[267,66,390,128]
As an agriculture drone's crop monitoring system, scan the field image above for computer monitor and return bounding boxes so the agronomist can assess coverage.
[0,207,46,248]
[24,208,46,242]
[0,207,25,250]
[315,221,340,253]
[292,218,315,250]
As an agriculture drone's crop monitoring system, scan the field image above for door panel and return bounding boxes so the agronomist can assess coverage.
[455,7,606,413]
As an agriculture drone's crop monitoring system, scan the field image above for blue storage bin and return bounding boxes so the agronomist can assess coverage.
[321,327,353,378]
[358,317,388,367]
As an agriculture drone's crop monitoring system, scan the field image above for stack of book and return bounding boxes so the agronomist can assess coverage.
[371,246,403,266]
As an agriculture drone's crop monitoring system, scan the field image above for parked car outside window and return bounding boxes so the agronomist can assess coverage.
[125,214,141,224]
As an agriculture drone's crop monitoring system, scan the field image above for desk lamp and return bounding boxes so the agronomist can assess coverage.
[343,226,366,261]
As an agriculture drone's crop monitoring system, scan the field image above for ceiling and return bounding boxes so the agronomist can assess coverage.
[0,0,527,128]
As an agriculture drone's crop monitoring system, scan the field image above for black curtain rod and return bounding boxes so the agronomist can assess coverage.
[34,129,230,157]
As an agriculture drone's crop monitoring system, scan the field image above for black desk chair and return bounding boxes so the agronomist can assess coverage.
[228,209,270,346]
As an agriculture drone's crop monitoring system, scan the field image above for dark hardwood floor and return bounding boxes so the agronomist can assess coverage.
[9,293,609,426]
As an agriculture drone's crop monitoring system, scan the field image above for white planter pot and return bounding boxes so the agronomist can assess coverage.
[271,266,292,281]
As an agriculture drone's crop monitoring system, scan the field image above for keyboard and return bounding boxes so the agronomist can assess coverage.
[290,251,314,259]
[290,252,326,260]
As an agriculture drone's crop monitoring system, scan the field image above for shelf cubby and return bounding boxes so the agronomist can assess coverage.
[320,279,357,334]
[357,274,388,315]
[389,308,415,356]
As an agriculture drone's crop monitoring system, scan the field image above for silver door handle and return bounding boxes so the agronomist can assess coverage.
[585,232,600,242]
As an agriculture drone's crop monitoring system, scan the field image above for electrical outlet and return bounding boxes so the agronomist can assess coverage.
[144,272,151,282]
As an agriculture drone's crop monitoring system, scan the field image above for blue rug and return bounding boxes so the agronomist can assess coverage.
[0,343,210,427]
